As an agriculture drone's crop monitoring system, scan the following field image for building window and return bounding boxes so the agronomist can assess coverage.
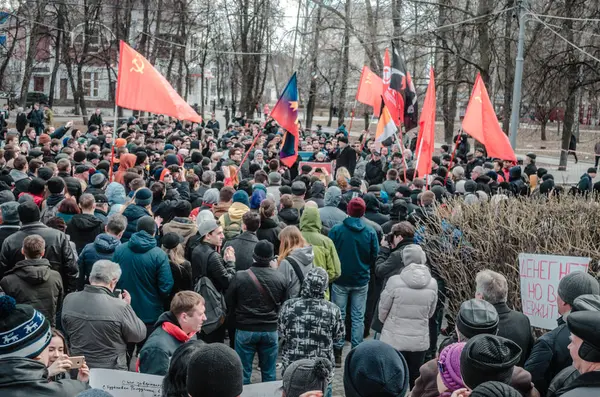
[83,72,99,97]
[33,76,45,92]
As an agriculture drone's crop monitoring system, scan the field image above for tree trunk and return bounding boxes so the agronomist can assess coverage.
[558,0,577,171]
[541,120,547,141]
[305,5,322,129]
[501,0,514,134]
[337,0,351,127]
[48,13,63,108]
[20,17,40,107]
[477,0,493,89]
[0,19,21,90]
[76,63,88,124]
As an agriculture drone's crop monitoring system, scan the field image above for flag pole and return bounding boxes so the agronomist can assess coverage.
[233,130,262,179]
[444,134,461,185]
[396,123,407,183]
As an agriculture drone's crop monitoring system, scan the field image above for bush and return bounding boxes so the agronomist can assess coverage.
[418,195,600,323]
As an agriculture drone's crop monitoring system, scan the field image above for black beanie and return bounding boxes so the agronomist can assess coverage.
[74,151,87,163]
[137,216,156,235]
[191,152,203,164]
[470,381,522,397]
[47,177,65,194]
[186,343,243,397]
[460,335,522,389]
[18,201,40,224]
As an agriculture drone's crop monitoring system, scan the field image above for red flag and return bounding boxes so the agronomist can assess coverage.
[462,74,516,162]
[383,49,391,91]
[116,41,202,123]
[356,66,383,116]
[414,69,436,177]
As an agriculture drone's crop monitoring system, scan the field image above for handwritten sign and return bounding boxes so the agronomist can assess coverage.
[90,369,163,396]
[519,253,590,330]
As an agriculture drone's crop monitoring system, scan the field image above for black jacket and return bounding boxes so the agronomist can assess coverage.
[494,302,535,367]
[88,113,103,127]
[561,370,600,397]
[57,172,83,201]
[0,222,77,293]
[226,262,287,332]
[66,213,105,254]
[222,231,259,272]
[0,357,87,396]
[365,159,385,186]
[191,242,235,292]
[524,316,572,396]
[257,217,282,253]
[547,366,579,397]
[335,146,357,176]
[16,112,28,132]
[278,208,300,226]
[0,225,20,251]
[27,109,44,127]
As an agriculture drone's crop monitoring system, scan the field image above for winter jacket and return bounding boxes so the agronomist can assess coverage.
[278,268,344,373]
[162,217,198,258]
[547,366,579,397]
[307,183,326,208]
[212,202,230,219]
[57,172,83,201]
[191,242,235,292]
[495,302,535,367]
[121,204,153,243]
[413,358,541,397]
[299,207,341,285]
[0,258,63,327]
[114,153,137,185]
[365,159,385,185]
[524,316,572,396]
[363,194,390,225]
[0,357,87,397]
[291,195,306,210]
[218,201,249,229]
[77,233,121,290]
[382,180,399,198]
[0,225,20,253]
[113,230,174,324]
[278,246,315,298]
[333,146,357,176]
[168,260,193,301]
[256,217,282,253]
[62,285,146,370]
[226,262,287,332]
[27,108,45,127]
[329,217,379,287]
[88,113,103,127]
[378,263,437,352]
[578,173,593,193]
[278,207,300,226]
[560,371,600,397]
[318,205,347,235]
[16,112,28,132]
[223,231,259,271]
[66,213,105,254]
[0,222,77,293]
[138,311,197,376]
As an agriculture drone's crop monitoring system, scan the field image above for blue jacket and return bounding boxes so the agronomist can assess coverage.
[77,233,121,290]
[113,231,174,324]
[328,217,379,287]
[121,204,152,242]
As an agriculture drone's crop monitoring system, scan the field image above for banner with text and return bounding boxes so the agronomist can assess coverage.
[519,253,590,330]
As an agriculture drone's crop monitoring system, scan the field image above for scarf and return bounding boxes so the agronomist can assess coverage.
[162,322,195,342]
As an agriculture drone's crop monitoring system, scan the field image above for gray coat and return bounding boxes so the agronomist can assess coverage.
[561,371,600,397]
[61,285,146,370]
[278,246,314,298]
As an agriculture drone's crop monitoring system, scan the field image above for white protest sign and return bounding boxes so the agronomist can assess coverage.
[242,380,282,397]
[519,253,590,330]
[90,369,163,396]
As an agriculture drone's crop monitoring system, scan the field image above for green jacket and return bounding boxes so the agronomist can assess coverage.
[300,207,341,288]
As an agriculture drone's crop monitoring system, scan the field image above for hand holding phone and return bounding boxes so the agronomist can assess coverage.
[69,356,86,370]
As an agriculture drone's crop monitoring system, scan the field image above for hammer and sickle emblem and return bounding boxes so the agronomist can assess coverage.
[130,55,145,74]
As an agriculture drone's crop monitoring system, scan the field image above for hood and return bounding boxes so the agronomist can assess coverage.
[123,203,151,220]
[70,213,103,231]
[509,166,522,181]
[10,258,52,285]
[299,207,322,233]
[260,217,280,230]
[212,202,230,212]
[288,245,314,266]
[9,169,29,183]
[324,186,342,206]
[94,233,121,254]
[400,263,432,289]
[164,218,198,238]
[309,182,326,199]
[128,230,157,253]
[154,310,180,328]
[300,267,329,299]
[0,357,48,387]
[279,207,299,222]
[228,202,250,221]
[363,193,380,212]
[235,231,259,243]
[342,216,366,232]
[118,153,137,171]
[106,182,127,205]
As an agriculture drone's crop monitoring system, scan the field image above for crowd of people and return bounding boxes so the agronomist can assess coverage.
[0,106,599,397]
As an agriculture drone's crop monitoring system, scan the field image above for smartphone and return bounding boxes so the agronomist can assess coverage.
[69,356,85,369]
[112,289,122,298]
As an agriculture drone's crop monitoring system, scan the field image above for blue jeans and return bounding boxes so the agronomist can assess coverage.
[235,330,278,384]
[332,283,368,349]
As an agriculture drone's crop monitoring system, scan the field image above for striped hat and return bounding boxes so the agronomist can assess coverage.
[0,296,52,359]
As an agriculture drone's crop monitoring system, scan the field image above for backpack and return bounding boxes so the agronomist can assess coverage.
[222,213,242,241]
[193,252,227,334]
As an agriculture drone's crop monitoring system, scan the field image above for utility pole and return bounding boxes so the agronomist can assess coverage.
[509,0,526,149]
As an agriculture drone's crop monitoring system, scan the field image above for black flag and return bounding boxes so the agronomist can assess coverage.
[391,42,419,131]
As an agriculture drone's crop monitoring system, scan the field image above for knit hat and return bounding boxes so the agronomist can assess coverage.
[18,201,40,224]
[115,138,127,148]
[250,190,266,210]
[460,335,522,389]
[186,343,243,397]
[344,340,409,397]
[470,382,522,397]
[0,296,52,359]
[283,358,332,397]
[47,177,66,194]
[134,188,153,206]
[137,216,156,235]
[202,188,220,205]
[37,167,53,181]
[90,172,106,187]
[438,343,466,393]
[0,202,20,225]
[268,172,282,185]
[162,232,183,250]
[232,190,249,207]
[402,244,426,265]
[349,177,362,188]
[38,133,51,145]
[253,240,275,265]
[0,190,15,205]
[347,197,366,218]
[456,299,499,339]
[197,219,219,238]
[557,271,600,306]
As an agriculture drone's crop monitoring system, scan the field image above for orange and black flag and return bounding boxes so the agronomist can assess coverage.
[271,73,300,167]
[116,41,202,123]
